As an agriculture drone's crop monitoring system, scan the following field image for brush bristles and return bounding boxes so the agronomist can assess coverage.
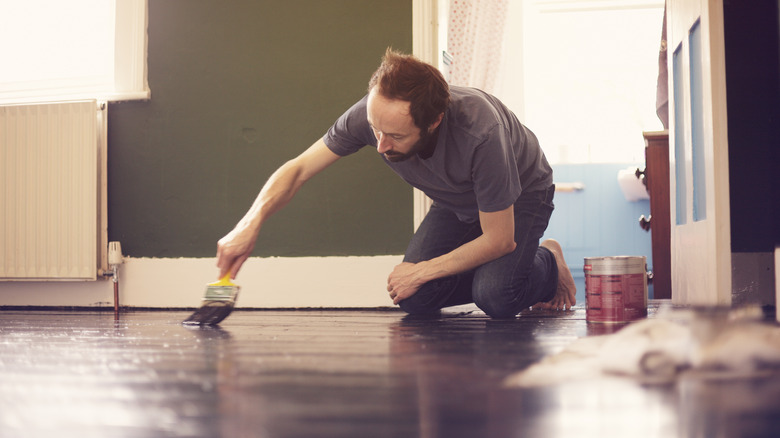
[182,302,235,326]
[182,282,240,326]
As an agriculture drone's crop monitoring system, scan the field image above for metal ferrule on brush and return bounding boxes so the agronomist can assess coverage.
[204,285,240,302]
[182,274,241,326]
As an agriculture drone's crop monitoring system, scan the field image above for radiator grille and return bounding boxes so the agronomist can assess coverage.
[1,101,105,280]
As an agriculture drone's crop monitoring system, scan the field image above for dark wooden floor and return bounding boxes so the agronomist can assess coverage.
[1,303,779,438]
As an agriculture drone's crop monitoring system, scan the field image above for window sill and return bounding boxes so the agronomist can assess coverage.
[0,89,150,106]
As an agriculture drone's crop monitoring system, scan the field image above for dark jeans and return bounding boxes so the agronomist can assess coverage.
[399,185,558,318]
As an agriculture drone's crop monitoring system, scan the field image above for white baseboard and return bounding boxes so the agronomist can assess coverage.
[0,255,403,309]
[731,252,777,306]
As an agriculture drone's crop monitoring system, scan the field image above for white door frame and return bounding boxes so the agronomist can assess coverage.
[412,0,439,230]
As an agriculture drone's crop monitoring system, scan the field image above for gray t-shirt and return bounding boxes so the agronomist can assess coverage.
[323,86,553,223]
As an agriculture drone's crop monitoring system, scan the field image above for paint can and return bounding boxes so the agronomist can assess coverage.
[584,256,648,323]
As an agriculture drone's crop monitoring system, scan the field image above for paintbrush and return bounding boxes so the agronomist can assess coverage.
[182,274,240,326]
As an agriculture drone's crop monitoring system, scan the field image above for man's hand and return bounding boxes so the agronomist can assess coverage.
[387,262,427,305]
[216,222,259,280]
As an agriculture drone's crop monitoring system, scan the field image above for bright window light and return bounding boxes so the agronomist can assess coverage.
[0,0,148,104]
[496,0,666,164]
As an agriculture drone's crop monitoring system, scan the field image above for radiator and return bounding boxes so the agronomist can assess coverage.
[0,100,108,280]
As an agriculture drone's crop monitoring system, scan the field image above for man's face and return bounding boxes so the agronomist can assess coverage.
[367,89,431,162]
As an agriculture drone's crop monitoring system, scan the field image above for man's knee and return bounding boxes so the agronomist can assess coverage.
[397,281,433,315]
[397,275,465,315]
[398,294,441,315]
[472,284,521,319]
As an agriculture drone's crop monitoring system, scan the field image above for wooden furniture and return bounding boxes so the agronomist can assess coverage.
[643,130,671,299]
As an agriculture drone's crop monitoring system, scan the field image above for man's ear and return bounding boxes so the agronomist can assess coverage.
[429,112,444,133]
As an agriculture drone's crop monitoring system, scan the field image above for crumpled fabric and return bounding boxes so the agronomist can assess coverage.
[505,306,780,387]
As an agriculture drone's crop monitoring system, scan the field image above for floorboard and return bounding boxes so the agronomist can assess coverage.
[1,303,779,437]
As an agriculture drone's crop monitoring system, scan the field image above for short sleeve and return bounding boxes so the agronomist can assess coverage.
[322,95,376,157]
[471,125,522,213]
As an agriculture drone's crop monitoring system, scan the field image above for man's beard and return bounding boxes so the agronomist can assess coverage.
[383,127,437,162]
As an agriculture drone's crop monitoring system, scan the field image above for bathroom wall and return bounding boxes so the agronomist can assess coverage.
[544,163,654,302]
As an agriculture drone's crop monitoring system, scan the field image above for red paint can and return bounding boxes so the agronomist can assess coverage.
[584,256,648,323]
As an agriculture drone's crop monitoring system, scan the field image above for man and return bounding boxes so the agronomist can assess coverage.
[216,49,576,318]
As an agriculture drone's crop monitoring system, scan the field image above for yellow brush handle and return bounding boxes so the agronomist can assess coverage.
[209,273,236,287]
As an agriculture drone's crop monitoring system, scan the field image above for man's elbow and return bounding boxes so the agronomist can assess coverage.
[496,239,517,257]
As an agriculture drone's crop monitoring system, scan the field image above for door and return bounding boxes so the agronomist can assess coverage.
[667,0,731,305]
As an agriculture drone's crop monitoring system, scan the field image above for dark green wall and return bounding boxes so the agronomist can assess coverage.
[108,0,414,257]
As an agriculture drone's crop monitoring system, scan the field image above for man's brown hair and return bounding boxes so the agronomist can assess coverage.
[368,48,450,131]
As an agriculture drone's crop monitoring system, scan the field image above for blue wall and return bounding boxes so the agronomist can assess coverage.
[543,163,654,302]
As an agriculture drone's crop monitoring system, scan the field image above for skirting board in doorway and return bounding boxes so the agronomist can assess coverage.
[0,256,403,309]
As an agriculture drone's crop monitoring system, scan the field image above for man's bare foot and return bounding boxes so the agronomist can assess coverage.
[533,239,577,310]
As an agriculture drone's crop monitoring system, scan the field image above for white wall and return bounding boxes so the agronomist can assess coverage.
[0,256,402,309]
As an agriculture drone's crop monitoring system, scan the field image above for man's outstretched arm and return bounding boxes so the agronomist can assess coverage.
[216,138,341,279]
